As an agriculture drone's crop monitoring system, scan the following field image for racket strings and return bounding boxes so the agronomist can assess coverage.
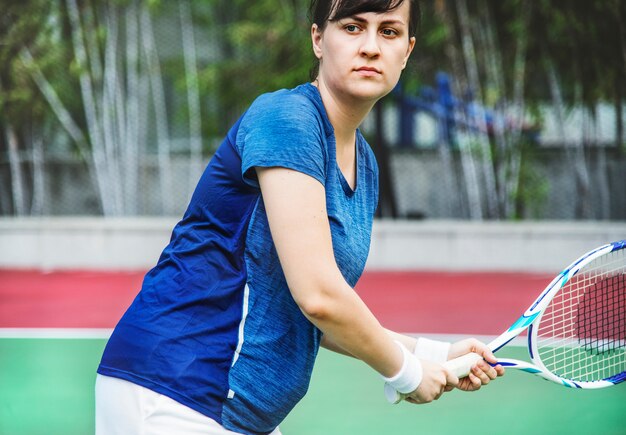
[535,249,626,382]
[579,274,626,354]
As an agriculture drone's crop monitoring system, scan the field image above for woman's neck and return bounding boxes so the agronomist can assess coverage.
[313,79,375,151]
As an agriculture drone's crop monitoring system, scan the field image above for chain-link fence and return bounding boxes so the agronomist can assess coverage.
[1,0,625,219]
[371,94,626,220]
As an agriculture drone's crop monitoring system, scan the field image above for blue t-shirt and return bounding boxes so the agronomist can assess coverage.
[98,83,379,434]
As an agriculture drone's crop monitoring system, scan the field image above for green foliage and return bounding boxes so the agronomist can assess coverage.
[411,0,626,110]
[523,0,625,107]
[404,1,449,88]
[1,1,55,123]
[2,0,623,218]
[5,0,622,142]
[201,0,312,134]
[0,0,89,149]
[513,138,550,220]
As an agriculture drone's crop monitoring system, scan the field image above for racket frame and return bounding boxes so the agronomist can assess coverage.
[387,240,626,403]
[491,240,626,389]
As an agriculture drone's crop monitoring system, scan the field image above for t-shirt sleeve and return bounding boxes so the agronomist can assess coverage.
[237,91,327,188]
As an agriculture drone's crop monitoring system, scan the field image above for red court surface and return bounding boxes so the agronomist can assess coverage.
[0,269,552,334]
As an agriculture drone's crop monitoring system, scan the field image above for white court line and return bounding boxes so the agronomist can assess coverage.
[0,328,527,347]
[0,328,113,339]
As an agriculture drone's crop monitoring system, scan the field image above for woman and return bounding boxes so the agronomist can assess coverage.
[96,0,504,433]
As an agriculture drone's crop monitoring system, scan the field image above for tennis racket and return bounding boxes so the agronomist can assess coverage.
[386,240,626,403]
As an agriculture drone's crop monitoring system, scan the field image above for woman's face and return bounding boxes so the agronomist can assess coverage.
[312,0,416,103]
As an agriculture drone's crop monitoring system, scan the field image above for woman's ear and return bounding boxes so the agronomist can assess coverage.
[401,36,416,69]
[311,24,323,60]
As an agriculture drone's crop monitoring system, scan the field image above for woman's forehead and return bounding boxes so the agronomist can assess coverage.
[336,6,409,25]
[328,0,408,21]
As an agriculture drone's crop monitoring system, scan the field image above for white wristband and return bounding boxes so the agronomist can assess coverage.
[382,341,422,394]
[414,337,451,364]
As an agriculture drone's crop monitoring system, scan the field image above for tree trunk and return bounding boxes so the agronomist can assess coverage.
[66,0,113,216]
[180,0,203,194]
[141,6,174,215]
[30,129,45,216]
[373,103,397,218]
[6,126,26,216]
[455,0,498,219]
[124,1,141,215]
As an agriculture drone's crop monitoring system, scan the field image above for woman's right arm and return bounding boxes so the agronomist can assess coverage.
[257,166,457,403]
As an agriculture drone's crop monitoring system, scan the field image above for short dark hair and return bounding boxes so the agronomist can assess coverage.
[308,0,421,80]
[310,0,421,36]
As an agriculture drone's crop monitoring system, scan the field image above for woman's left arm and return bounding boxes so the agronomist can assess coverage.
[321,331,504,391]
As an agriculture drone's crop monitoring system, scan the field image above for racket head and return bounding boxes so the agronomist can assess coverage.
[528,240,626,388]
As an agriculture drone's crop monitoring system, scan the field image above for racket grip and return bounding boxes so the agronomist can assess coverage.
[385,352,483,404]
[442,352,483,378]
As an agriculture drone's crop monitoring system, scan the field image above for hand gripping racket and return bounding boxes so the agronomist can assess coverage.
[386,240,626,403]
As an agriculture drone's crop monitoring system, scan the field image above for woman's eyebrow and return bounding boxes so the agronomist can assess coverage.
[342,14,406,26]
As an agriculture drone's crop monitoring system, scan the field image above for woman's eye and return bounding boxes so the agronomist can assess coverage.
[345,24,359,32]
[381,28,397,37]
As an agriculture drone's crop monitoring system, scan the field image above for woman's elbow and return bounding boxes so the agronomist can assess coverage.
[288,272,345,322]
[297,295,332,321]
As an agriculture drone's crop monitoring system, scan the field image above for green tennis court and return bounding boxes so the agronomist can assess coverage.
[1,338,624,435]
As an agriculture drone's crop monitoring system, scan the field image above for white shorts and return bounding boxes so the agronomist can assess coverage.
[95,374,282,435]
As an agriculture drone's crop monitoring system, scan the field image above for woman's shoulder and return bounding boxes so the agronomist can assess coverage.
[244,84,324,126]
[235,83,328,155]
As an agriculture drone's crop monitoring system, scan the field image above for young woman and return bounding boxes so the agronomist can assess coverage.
[96,0,504,433]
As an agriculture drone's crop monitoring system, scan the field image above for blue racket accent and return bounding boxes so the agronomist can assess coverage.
[527,323,535,359]
[569,243,613,269]
[612,240,626,250]
[561,380,581,388]
[529,272,566,311]
[508,312,540,332]
[606,372,626,384]
[491,336,516,353]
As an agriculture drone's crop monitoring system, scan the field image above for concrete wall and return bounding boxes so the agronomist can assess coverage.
[3,149,625,220]
[0,218,176,272]
[368,220,626,272]
[1,217,624,273]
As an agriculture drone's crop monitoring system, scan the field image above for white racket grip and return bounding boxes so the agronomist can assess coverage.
[385,352,483,404]
[442,352,483,378]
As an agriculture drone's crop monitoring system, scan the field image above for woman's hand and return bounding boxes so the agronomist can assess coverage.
[404,359,459,404]
[448,338,505,391]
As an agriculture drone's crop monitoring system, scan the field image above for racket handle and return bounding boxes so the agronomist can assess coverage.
[442,352,483,378]
[385,352,483,404]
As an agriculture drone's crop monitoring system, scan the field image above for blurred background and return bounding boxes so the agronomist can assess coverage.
[1,0,625,221]
[1,1,626,434]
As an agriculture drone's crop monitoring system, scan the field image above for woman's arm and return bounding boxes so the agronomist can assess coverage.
[257,166,403,377]
[320,330,417,357]
[322,328,503,391]
[257,166,457,403]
